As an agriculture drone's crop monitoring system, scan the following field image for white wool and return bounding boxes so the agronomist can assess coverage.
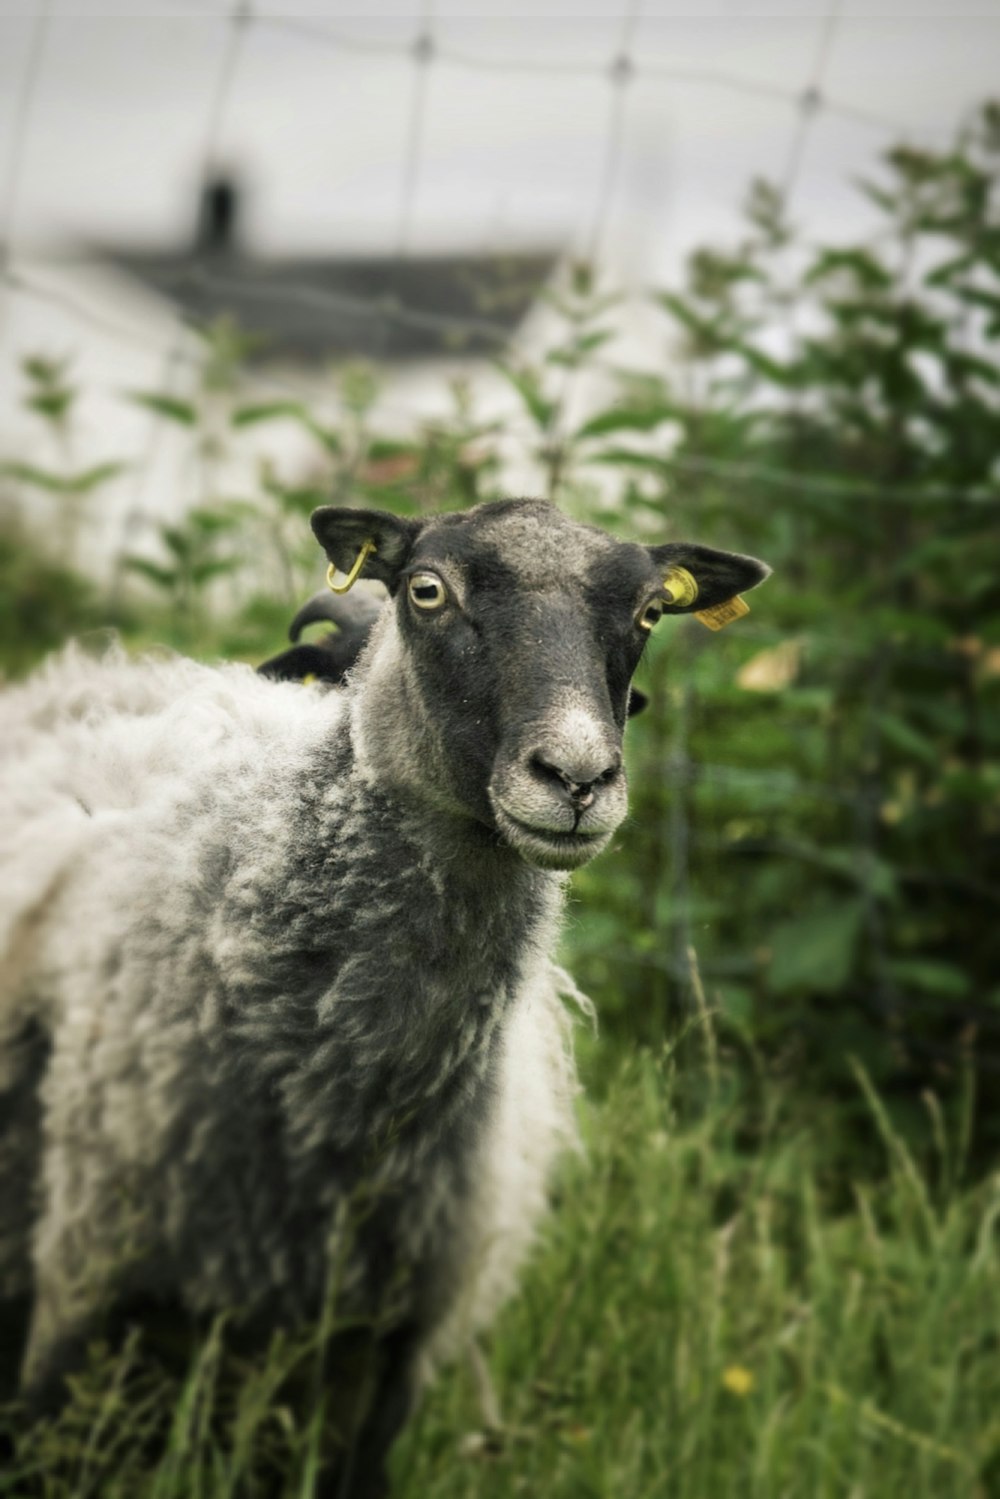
[0,644,341,1026]
[424,963,592,1375]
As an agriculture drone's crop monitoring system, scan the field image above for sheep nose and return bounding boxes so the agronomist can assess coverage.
[531,753,621,809]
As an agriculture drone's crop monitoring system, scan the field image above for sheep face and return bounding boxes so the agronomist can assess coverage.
[313,499,768,871]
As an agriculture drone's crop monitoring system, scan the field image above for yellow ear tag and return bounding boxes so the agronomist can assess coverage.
[662,565,699,607]
[695,595,751,631]
[663,565,749,630]
[326,537,377,595]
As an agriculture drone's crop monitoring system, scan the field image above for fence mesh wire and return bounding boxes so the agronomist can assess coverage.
[1,0,900,391]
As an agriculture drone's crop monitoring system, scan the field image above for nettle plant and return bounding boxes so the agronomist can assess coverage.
[2,355,127,566]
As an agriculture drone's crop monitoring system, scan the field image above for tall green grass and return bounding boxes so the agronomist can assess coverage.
[4,1044,998,1498]
[394,1044,999,1499]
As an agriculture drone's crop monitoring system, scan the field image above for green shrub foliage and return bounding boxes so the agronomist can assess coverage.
[564,107,1000,1149]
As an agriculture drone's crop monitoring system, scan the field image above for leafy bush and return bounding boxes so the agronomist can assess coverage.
[560,107,1000,1157]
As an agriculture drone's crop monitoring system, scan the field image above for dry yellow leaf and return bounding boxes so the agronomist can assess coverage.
[736,639,801,692]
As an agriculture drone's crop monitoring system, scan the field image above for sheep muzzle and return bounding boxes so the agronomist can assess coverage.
[489,706,628,871]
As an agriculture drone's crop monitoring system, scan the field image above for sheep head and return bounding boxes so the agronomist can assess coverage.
[312,500,768,871]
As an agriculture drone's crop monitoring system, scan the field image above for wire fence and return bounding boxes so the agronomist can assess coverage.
[1,0,948,533]
[0,0,921,395]
[1,1,986,605]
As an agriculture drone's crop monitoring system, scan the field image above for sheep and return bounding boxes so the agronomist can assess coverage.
[0,497,768,1495]
[258,583,384,685]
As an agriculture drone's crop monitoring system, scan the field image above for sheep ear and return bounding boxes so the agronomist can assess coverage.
[647,541,771,614]
[311,507,422,592]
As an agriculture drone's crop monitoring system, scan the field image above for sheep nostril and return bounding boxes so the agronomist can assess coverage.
[531,755,570,792]
[530,756,614,805]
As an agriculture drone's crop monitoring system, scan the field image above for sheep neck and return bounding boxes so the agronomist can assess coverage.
[234,728,565,1169]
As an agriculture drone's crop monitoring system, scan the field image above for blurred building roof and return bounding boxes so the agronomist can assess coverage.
[100,177,558,364]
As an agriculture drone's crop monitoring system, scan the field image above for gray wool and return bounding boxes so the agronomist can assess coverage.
[0,638,584,1392]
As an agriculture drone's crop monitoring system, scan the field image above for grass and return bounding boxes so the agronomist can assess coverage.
[392,1044,999,1499]
[3,1041,998,1499]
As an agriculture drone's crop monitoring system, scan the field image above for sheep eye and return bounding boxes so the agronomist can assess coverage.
[636,599,665,632]
[408,572,447,611]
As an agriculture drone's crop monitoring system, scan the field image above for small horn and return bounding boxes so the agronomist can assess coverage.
[289,587,383,643]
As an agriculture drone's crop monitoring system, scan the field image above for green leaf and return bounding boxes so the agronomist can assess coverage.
[574,406,675,441]
[543,287,622,321]
[716,983,754,1028]
[23,354,70,384]
[129,392,198,426]
[0,459,124,496]
[805,247,893,291]
[943,349,1000,387]
[68,461,129,494]
[0,461,70,493]
[924,251,976,287]
[857,177,898,215]
[191,558,240,585]
[546,329,616,368]
[582,448,667,472]
[232,403,342,454]
[767,900,864,995]
[952,285,1000,320]
[873,711,939,767]
[124,557,176,589]
[731,342,799,387]
[27,390,74,422]
[188,506,242,535]
[495,364,556,429]
[804,845,898,901]
[652,292,719,343]
[160,526,192,561]
[886,959,971,998]
[940,764,1000,805]
[366,438,419,462]
[231,400,311,428]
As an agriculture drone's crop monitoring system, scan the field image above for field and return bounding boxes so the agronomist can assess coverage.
[4,1035,997,1498]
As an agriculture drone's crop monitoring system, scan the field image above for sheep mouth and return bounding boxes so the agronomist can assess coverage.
[493,807,611,870]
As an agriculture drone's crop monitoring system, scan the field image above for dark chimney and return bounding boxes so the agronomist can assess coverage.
[196,175,239,256]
